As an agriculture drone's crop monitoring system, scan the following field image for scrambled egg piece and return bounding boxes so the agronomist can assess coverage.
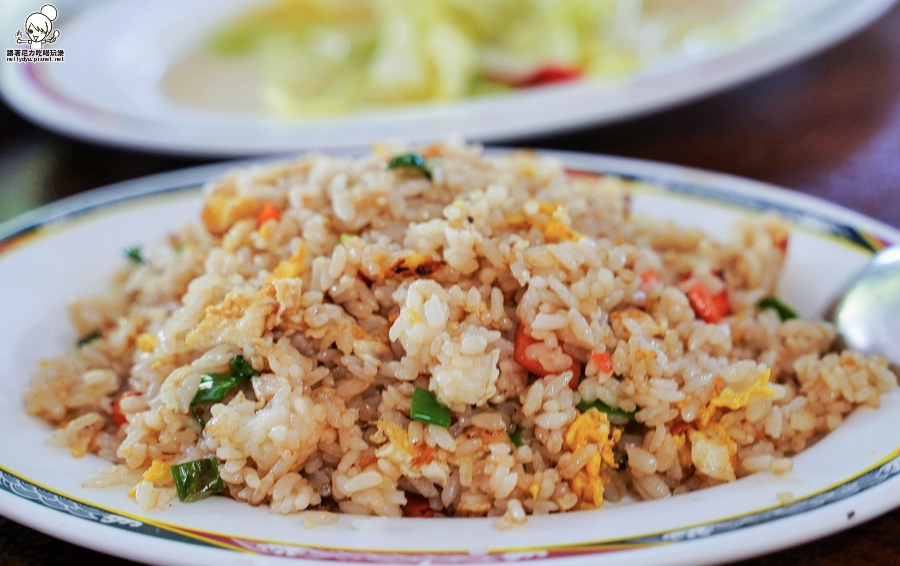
[689,427,737,482]
[186,277,304,350]
[563,408,621,508]
[509,201,581,244]
[128,459,173,498]
[201,189,261,236]
[136,333,158,353]
[672,429,693,472]
[258,222,275,240]
[712,369,776,410]
[186,285,276,349]
[373,420,450,487]
[271,241,307,280]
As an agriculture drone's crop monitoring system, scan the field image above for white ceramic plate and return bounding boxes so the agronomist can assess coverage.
[1,151,899,566]
[1,0,898,157]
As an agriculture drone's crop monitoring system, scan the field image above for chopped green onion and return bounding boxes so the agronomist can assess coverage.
[192,373,245,405]
[124,245,145,264]
[229,355,259,380]
[576,399,637,421]
[508,426,524,447]
[387,153,432,180]
[170,457,225,503]
[757,296,798,321]
[410,387,451,428]
[191,405,205,428]
[76,330,102,347]
[189,355,260,428]
[338,233,351,246]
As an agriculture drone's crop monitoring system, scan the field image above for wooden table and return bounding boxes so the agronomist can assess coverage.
[2,3,900,565]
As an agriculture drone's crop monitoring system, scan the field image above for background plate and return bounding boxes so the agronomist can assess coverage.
[0,0,897,156]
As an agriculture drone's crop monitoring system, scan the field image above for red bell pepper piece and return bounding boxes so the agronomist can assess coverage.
[113,391,139,427]
[641,269,661,284]
[256,202,281,229]
[591,351,613,374]
[515,324,581,388]
[513,65,583,88]
[687,282,730,323]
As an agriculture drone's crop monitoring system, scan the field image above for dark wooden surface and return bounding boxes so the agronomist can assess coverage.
[2,2,900,565]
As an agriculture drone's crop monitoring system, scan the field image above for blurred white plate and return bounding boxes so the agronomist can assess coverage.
[0,150,899,565]
[0,0,897,156]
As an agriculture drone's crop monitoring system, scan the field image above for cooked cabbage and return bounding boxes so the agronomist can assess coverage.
[206,0,781,116]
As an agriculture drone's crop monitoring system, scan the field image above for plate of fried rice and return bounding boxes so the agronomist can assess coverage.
[1,143,899,566]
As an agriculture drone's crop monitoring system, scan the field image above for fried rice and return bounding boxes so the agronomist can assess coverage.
[23,143,897,529]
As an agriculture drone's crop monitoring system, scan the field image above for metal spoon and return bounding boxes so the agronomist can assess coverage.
[830,245,900,366]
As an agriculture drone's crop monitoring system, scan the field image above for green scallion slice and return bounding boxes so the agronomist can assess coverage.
[229,355,259,379]
[576,399,637,421]
[190,405,205,428]
[170,457,225,503]
[757,296,798,321]
[192,373,245,405]
[76,330,102,347]
[410,387,451,428]
[124,245,145,264]
[508,426,524,447]
[189,356,259,428]
[387,153,432,180]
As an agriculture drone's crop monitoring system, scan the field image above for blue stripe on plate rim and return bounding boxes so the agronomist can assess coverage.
[1,452,900,559]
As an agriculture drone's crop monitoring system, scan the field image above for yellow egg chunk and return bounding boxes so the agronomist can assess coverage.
[258,221,276,240]
[201,190,261,236]
[563,408,621,508]
[136,333,158,353]
[271,241,307,279]
[509,201,581,244]
[689,429,736,482]
[712,369,776,410]
[128,459,173,498]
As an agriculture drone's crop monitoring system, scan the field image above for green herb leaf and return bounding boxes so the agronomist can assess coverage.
[576,399,637,421]
[387,153,432,180]
[229,355,259,380]
[76,330,102,347]
[410,387,452,428]
[192,372,245,405]
[508,426,524,447]
[124,245,145,264]
[170,457,225,503]
[757,296,798,321]
[191,405,206,428]
[190,356,259,425]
